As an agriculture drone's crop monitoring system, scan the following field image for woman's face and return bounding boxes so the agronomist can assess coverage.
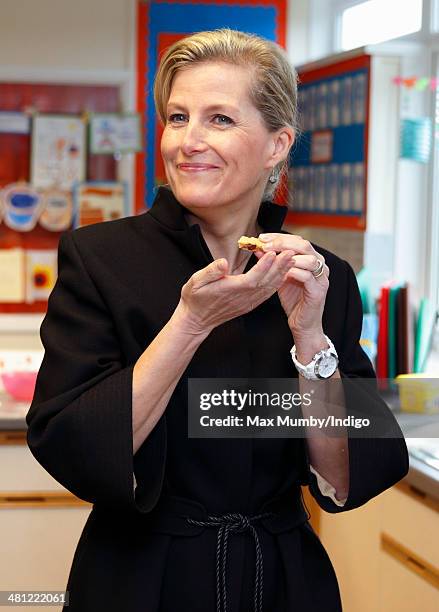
[161,61,286,212]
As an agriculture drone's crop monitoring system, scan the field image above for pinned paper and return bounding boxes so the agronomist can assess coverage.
[0,249,25,302]
[311,130,333,163]
[1,183,43,231]
[25,250,57,303]
[0,112,30,134]
[73,182,128,228]
[89,113,142,154]
[31,115,86,190]
[39,189,73,231]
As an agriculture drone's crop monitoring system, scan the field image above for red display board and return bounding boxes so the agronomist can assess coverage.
[0,83,120,313]
[287,53,371,230]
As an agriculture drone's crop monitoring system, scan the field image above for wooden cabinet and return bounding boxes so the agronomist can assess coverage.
[316,494,382,611]
[380,534,439,610]
[318,482,439,611]
[380,483,439,569]
[0,439,91,612]
[0,506,91,608]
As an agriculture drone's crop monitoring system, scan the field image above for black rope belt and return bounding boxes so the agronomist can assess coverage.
[144,490,310,612]
[186,511,275,612]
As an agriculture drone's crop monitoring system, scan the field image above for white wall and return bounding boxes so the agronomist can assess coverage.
[307,0,335,61]
[0,0,314,79]
[0,0,134,72]
[287,0,311,66]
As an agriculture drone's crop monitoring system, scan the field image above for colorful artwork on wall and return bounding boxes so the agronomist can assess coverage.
[31,115,86,190]
[135,0,287,212]
[288,53,371,230]
[89,113,142,154]
[25,249,57,303]
[73,182,128,228]
[1,183,43,232]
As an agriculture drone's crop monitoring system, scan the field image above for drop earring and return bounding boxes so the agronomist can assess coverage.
[269,167,279,184]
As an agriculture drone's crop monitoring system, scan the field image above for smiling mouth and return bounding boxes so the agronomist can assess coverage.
[177,164,219,171]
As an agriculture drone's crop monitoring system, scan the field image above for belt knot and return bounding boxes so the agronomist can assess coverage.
[186,510,275,612]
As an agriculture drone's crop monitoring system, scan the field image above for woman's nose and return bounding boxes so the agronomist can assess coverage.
[180,120,208,155]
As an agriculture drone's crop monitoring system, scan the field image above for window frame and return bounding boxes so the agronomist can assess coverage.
[332,0,365,52]
[333,0,425,52]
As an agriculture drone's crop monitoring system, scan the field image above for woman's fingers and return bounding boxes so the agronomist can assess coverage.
[244,249,295,288]
[253,249,265,260]
[191,258,228,289]
[288,254,330,278]
[181,248,305,333]
[256,250,277,270]
[241,250,276,284]
[258,233,319,258]
[251,249,329,278]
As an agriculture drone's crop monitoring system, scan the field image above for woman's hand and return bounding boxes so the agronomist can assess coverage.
[175,250,297,335]
[255,233,330,339]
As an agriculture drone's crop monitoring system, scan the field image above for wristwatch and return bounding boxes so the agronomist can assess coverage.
[290,334,339,380]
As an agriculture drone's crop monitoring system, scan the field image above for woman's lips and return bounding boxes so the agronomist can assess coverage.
[177,163,219,171]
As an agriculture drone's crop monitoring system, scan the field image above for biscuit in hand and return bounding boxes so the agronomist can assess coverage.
[237,236,265,252]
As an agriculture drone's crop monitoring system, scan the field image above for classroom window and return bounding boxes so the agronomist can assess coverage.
[339,0,423,51]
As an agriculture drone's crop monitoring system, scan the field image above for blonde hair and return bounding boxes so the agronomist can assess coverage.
[153,28,299,199]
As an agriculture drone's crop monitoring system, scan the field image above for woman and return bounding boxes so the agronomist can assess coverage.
[26,29,408,612]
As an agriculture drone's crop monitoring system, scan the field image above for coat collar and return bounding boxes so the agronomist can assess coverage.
[148,186,288,233]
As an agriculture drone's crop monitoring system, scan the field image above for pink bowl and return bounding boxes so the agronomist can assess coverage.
[1,372,38,402]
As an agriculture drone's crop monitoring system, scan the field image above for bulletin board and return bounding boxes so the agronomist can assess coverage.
[135,0,287,212]
[0,83,119,313]
[288,53,371,230]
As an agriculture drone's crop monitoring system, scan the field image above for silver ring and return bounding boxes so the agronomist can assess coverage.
[311,259,325,278]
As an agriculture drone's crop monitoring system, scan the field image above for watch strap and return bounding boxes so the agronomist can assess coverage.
[290,334,338,380]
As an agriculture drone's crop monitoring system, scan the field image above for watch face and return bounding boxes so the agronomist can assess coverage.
[315,354,338,379]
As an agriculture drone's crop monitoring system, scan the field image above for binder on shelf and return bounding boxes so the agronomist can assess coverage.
[414,298,437,373]
[356,267,376,315]
[377,283,391,383]
[396,284,415,375]
[388,282,404,381]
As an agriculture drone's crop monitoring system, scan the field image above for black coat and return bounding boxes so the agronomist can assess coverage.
[26,187,409,612]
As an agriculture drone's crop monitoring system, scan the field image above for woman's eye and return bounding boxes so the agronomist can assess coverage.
[214,115,233,125]
[168,113,184,123]
[167,113,233,125]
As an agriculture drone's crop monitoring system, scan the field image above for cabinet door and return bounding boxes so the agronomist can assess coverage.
[380,546,439,611]
[318,496,382,612]
[0,506,91,612]
[380,484,439,569]
[0,444,67,492]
